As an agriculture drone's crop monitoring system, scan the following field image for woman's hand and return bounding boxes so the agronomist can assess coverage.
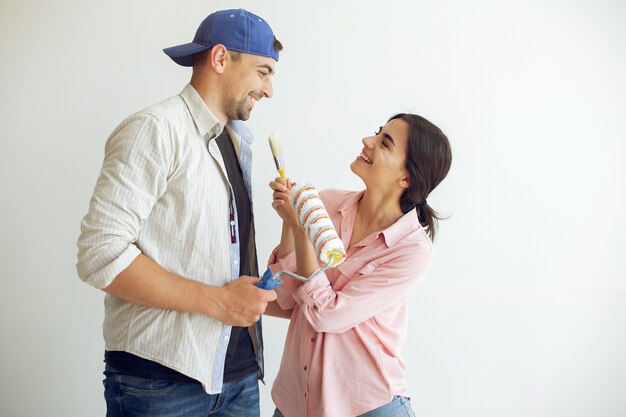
[269,177,300,230]
[270,178,319,275]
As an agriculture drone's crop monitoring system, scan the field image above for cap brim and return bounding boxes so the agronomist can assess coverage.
[163,42,213,67]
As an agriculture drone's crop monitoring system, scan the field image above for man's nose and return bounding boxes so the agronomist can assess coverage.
[262,78,273,99]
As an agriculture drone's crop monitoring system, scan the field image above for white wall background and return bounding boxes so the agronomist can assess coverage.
[1,0,625,416]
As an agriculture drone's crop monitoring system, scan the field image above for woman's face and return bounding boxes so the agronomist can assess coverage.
[350,118,411,191]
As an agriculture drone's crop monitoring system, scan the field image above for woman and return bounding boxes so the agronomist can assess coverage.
[266,113,452,417]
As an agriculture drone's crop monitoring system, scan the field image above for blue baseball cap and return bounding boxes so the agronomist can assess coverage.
[163,8,279,66]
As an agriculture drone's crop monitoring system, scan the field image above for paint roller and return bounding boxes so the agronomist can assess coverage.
[256,134,346,290]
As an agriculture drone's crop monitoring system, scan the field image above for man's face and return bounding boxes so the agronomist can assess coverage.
[221,52,276,121]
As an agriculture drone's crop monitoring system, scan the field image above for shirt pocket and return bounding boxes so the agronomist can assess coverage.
[336,259,377,280]
[333,261,377,291]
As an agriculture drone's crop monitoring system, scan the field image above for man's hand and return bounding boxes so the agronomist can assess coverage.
[213,276,278,327]
[104,255,277,327]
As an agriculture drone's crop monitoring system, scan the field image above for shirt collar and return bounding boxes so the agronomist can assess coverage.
[338,190,421,247]
[382,208,421,247]
[180,83,222,139]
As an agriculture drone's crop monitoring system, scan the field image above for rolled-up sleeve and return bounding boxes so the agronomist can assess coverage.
[76,113,168,289]
[267,247,302,310]
[292,250,433,333]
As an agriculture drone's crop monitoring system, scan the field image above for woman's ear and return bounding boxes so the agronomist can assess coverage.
[399,175,411,189]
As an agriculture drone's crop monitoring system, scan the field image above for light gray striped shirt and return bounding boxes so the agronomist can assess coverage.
[77,84,256,393]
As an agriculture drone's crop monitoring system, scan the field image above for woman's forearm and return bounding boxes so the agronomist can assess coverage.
[293,228,319,278]
[263,300,293,319]
[276,222,295,259]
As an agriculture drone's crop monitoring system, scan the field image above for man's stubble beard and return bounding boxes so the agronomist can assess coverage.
[222,95,252,122]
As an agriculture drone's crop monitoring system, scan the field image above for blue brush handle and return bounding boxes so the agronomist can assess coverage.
[256,268,283,290]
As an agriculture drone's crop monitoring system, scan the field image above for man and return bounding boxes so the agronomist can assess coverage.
[76,8,282,416]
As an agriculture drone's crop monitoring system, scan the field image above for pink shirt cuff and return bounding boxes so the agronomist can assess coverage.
[292,272,332,310]
[267,247,300,310]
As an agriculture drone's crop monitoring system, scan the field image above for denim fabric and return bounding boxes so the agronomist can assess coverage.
[104,368,259,417]
[358,396,416,417]
[272,395,415,417]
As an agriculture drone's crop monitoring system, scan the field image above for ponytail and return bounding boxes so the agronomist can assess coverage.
[391,113,452,241]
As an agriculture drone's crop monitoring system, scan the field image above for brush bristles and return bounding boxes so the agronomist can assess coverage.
[268,133,282,157]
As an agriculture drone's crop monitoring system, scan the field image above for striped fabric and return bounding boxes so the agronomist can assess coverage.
[76,84,254,394]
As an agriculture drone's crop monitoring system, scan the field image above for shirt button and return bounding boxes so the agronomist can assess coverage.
[230,220,235,226]
[233,260,239,265]
[304,366,308,371]
[313,305,318,310]
[311,338,315,343]
[304,393,307,397]
[224,335,229,341]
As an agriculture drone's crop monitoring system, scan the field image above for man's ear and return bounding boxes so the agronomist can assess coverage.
[210,44,228,74]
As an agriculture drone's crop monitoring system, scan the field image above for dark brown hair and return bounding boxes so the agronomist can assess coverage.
[231,37,282,60]
[390,113,452,241]
[273,37,283,52]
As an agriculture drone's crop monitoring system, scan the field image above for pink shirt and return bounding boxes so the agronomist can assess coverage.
[268,189,434,417]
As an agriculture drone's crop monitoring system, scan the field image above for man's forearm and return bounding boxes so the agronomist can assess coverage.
[103,253,221,317]
[103,253,277,327]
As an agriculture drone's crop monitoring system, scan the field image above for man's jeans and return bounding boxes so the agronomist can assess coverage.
[104,368,259,417]
[273,395,416,417]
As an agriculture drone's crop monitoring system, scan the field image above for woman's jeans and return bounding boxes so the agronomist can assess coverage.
[272,395,416,417]
[103,368,259,417]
